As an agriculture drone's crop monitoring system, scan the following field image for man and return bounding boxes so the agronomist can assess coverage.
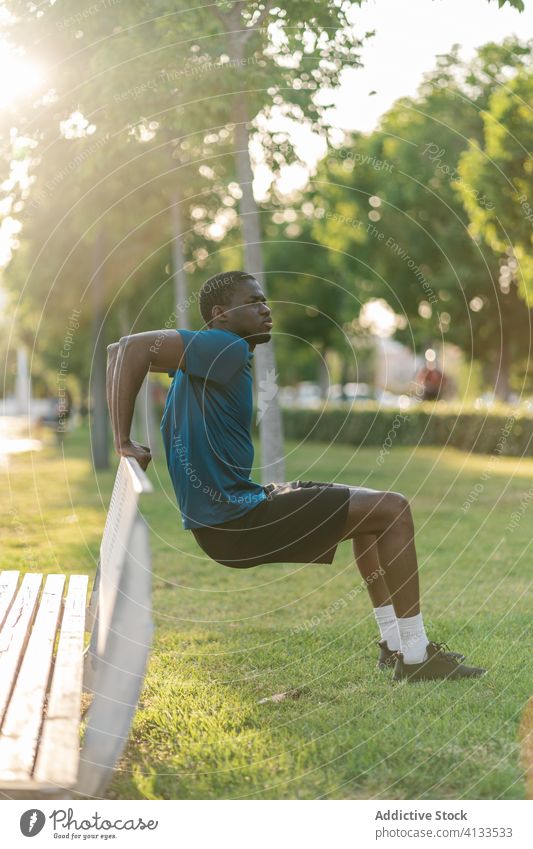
[107,270,486,683]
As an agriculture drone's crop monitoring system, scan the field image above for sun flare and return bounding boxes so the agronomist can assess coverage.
[0,43,45,109]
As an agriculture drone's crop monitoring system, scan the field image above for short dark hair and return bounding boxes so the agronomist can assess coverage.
[199,270,256,328]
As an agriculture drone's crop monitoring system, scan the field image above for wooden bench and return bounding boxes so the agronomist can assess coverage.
[0,457,153,800]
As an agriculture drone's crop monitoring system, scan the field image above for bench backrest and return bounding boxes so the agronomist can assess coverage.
[77,457,153,798]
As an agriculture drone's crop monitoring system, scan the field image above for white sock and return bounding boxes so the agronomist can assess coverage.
[373,604,400,651]
[397,612,429,664]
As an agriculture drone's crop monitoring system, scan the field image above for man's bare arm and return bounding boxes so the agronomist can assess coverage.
[105,335,175,430]
[106,342,119,436]
[107,330,185,468]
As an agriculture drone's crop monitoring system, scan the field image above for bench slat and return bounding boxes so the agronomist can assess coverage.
[77,514,152,798]
[97,461,141,656]
[34,575,89,788]
[0,574,65,782]
[0,571,19,630]
[0,573,43,728]
[0,458,152,798]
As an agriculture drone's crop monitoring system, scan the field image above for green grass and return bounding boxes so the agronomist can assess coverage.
[1,428,531,799]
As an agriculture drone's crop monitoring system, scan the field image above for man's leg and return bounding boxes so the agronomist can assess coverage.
[352,533,401,654]
[352,533,390,607]
[338,487,431,662]
[338,487,486,679]
[339,487,421,618]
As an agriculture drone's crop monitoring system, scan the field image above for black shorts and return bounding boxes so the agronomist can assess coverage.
[191,480,351,568]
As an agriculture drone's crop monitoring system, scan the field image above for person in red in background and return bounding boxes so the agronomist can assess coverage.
[416,364,448,401]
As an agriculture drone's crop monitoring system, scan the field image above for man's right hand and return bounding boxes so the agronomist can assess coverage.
[115,438,152,471]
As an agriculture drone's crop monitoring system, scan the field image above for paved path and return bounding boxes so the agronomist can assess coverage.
[0,416,42,470]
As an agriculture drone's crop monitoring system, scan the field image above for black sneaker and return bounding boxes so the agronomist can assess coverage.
[377,640,465,670]
[393,641,486,682]
[377,640,400,669]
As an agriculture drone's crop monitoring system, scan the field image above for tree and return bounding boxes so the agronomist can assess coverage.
[305,39,533,399]
[264,206,362,395]
[181,0,367,480]
[489,0,525,7]
[457,69,533,302]
[3,0,524,442]
[2,1,234,464]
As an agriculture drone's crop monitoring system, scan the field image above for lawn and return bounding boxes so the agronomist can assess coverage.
[1,426,531,800]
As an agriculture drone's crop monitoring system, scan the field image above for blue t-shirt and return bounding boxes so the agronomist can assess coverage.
[160,328,268,529]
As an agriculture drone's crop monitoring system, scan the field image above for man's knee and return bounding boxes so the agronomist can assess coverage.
[341,488,412,538]
[385,491,412,524]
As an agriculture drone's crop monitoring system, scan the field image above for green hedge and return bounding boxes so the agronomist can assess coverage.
[260,403,533,457]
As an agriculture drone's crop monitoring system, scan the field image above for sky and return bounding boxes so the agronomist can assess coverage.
[331,0,533,133]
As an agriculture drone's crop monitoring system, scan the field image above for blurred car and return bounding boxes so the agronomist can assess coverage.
[342,382,373,402]
[280,381,374,407]
[294,382,323,408]
[474,392,496,409]
[279,382,322,408]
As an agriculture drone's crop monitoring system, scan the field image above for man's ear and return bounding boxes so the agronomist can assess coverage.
[212,305,227,324]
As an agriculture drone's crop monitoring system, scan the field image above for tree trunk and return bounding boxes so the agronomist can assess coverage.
[493,288,513,402]
[90,232,109,470]
[170,188,189,330]
[230,34,285,484]
[340,355,350,398]
[494,328,511,402]
[15,346,31,416]
[317,347,330,400]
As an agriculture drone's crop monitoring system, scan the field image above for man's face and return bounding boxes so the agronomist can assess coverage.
[215,278,273,347]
